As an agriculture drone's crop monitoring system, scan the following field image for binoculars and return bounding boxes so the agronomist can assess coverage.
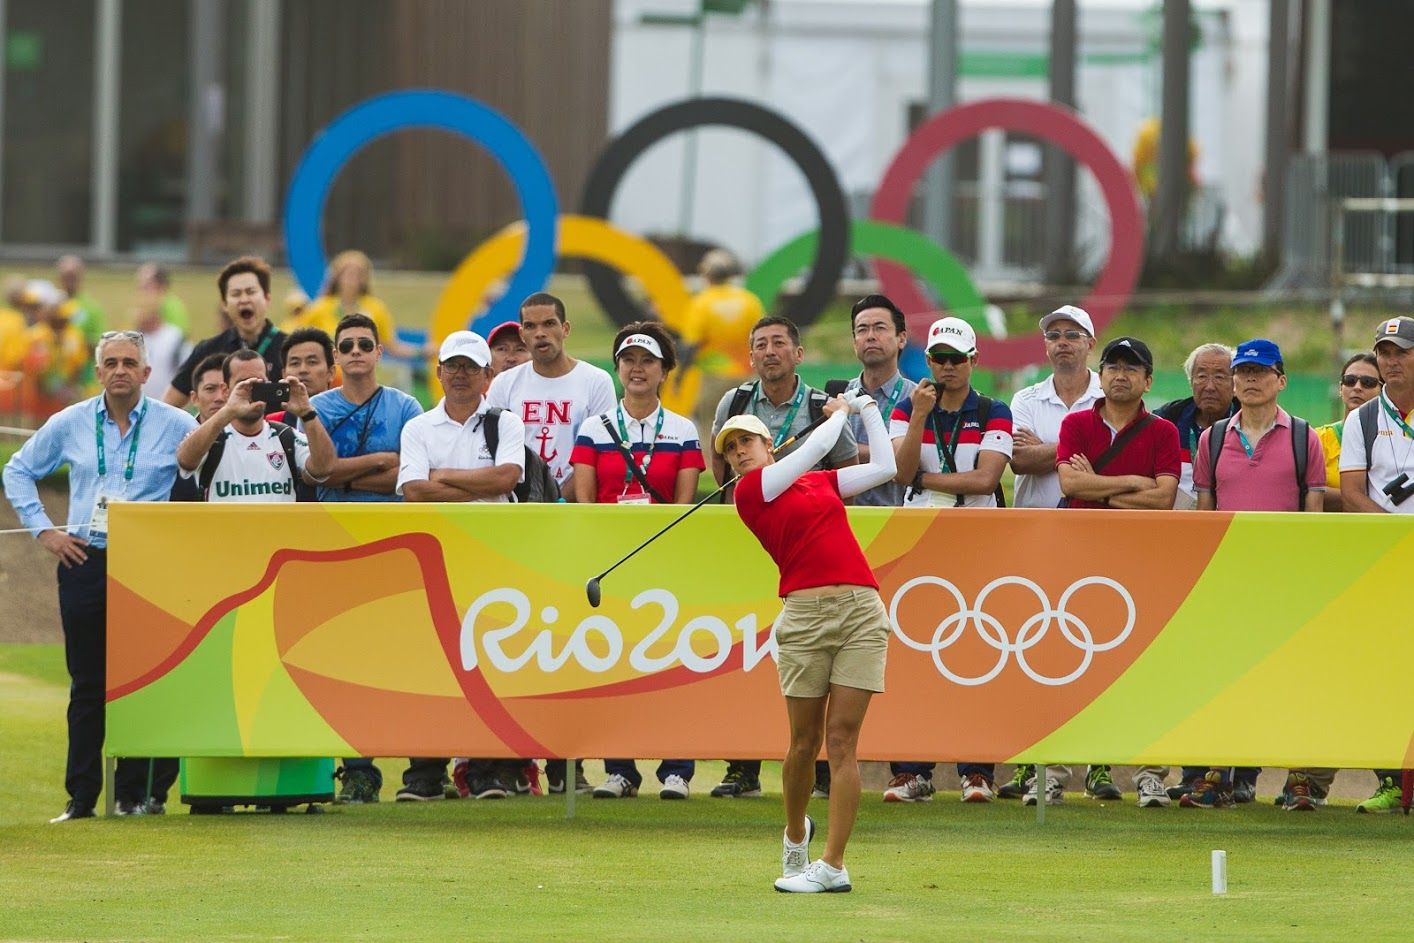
[1382,473,1414,507]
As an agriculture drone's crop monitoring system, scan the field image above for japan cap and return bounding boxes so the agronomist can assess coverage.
[1039,304,1095,337]
[714,414,772,455]
[438,330,491,367]
[1374,317,1414,351]
[614,332,665,361]
[926,316,977,356]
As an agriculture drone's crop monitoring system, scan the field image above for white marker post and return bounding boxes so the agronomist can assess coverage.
[1211,849,1228,894]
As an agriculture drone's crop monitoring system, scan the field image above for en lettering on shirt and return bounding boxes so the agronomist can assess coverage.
[486,360,616,482]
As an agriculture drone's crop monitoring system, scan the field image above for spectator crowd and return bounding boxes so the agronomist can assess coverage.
[3,253,1410,823]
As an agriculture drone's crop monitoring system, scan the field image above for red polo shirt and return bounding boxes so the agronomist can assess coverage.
[1056,400,1181,509]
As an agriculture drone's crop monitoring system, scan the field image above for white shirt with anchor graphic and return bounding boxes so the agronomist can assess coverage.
[486,359,615,484]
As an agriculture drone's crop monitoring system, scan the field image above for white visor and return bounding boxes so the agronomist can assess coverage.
[615,333,664,360]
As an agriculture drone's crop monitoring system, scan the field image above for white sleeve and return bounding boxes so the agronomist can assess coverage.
[395,418,430,496]
[759,410,847,502]
[836,403,897,498]
[484,372,509,410]
[291,430,312,473]
[588,369,617,415]
[1010,389,1035,434]
[1338,408,1368,472]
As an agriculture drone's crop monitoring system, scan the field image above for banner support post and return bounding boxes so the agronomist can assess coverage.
[103,756,116,817]
[1034,762,1046,825]
[565,759,577,819]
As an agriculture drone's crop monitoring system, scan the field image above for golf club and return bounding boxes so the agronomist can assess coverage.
[584,395,847,608]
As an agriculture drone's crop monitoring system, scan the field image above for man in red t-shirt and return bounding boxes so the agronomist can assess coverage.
[1053,336,1179,808]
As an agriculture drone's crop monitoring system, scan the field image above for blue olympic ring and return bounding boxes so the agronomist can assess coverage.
[282,89,559,336]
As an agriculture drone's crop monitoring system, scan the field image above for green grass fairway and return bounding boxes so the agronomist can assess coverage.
[1,643,1410,940]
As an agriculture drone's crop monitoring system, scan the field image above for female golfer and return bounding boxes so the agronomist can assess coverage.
[715,390,896,893]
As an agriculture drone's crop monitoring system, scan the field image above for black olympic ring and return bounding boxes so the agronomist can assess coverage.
[579,97,850,330]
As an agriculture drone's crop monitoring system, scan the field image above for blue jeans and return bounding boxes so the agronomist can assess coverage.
[603,759,695,787]
[889,762,936,779]
[957,763,995,781]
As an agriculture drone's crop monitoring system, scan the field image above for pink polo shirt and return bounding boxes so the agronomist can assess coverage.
[1192,407,1327,511]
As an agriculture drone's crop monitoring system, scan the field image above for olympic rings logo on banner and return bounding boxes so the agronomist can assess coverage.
[886,575,1137,687]
[283,90,1143,366]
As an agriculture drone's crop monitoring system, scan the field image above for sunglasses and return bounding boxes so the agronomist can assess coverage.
[337,337,376,354]
[928,351,970,365]
[1341,374,1380,390]
[1044,329,1087,341]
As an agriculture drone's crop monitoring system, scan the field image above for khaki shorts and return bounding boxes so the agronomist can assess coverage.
[774,588,890,698]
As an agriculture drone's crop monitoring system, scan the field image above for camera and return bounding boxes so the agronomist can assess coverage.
[1382,473,1414,507]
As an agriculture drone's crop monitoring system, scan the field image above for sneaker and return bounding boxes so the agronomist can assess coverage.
[1085,765,1122,801]
[883,773,936,803]
[395,779,445,802]
[960,774,994,803]
[1023,776,1063,806]
[1232,779,1257,804]
[1136,775,1171,808]
[470,779,509,800]
[335,766,380,805]
[50,800,95,823]
[710,768,763,798]
[1282,773,1316,812]
[519,762,542,796]
[1356,777,1402,814]
[451,760,472,799]
[593,773,639,799]
[660,774,690,800]
[545,763,593,795]
[997,764,1034,800]
[143,799,167,815]
[782,815,815,877]
[1167,776,1199,802]
[114,799,147,816]
[1179,771,1233,809]
[774,859,851,894]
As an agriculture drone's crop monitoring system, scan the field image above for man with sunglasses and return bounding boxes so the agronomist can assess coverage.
[885,316,1012,803]
[311,313,426,804]
[4,330,197,821]
[1154,343,1238,510]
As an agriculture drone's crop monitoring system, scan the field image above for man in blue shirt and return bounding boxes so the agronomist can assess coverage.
[312,313,423,804]
[843,294,915,508]
[3,331,197,822]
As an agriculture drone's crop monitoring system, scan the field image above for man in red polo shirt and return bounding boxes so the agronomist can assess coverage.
[1054,336,1180,808]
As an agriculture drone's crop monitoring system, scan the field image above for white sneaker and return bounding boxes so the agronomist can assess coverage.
[1136,775,1171,808]
[591,773,638,799]
[659,774,690,800]
[960,774,994,803]
[1023,776,1064,806]
[882,773,936,803]
[781,815,815,877]
[774,859,851,894]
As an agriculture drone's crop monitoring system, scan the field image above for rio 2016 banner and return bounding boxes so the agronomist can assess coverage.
[106,505,1414,769]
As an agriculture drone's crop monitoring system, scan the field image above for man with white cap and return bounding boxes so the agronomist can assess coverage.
[391,330,527,802]
[886,315,1013,804]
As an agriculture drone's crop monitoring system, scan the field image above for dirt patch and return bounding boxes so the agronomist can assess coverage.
[0,481,65,643]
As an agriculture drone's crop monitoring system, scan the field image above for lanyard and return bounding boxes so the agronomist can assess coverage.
[245,323,275,356]
[929,408,967,474]
[1381,394,1414,440]
[877,377,905,423]
[756,382,805,449]
[96,398,148,482]
[616,402,666,486]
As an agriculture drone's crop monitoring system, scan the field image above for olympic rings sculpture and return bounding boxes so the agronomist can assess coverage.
[886,575,1136,687]
[283,90,1143,365]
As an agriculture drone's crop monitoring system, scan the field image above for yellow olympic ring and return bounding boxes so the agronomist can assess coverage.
[429,215,697,412]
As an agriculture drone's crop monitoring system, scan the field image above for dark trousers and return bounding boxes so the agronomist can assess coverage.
[404,758,449,787]
[544,758,586,782]
[603,759,695,787]
[728,759,830,782]
[889,762,937,778]
[58,552,176,806]
[957,763,995,781]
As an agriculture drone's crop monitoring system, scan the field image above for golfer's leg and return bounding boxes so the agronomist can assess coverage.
[782,695,827,843]
[821,684,873,868]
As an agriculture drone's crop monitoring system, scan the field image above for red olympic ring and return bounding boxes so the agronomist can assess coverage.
[870,98,1143,369]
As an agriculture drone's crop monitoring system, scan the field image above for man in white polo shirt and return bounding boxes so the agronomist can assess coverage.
[176,349,335,501]
[1000,304,1102,804]
[395,330,526,801]
[486,292,615,498]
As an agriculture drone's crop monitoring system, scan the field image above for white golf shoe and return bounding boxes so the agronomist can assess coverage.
[781,814,815,878]
[774,859,852,893]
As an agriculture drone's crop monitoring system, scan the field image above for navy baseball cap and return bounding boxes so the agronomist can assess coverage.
[1099,336,1153,370]
[1231,338,1284,371]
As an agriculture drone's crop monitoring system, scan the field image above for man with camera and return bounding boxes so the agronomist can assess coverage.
[1337,316,1414,814]
[175,349,334,501]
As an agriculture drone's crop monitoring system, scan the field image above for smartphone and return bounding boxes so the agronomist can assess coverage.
[249,381,289,408]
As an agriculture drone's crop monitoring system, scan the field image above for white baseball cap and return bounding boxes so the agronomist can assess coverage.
[926,317,977,356]
[438,330,491,367]
[1039,304,1095,336]
[614,332,664,360]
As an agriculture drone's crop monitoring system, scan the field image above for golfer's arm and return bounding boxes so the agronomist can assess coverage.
[760,411,846,502]
[836,406,895,498]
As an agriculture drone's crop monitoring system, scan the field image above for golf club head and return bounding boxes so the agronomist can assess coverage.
[585,577,602,608]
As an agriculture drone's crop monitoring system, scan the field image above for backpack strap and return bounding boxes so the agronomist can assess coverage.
[1359,397,1381,493]
[806,387,828,425]
[1290,416,1309,511]
[973,395,1006,508]
[197,431,230,500]
[483,407,501,459]
[1093,414,1155,473]
[726,381,755,419]
[269,421,300,488]
[1207,417,1230,505]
